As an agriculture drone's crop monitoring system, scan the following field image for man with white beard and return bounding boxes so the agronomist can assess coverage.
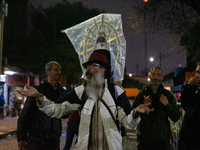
[17,49,154,150]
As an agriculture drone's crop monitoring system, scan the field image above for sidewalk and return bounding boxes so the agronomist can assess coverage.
[0,116,18,139]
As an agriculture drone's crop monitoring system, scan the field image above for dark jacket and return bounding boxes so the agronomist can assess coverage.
[17,80,66,142]
[0,95,5,106]
[132,84,180,141]
[179,84,200,149]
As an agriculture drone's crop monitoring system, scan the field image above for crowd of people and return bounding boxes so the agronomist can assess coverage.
[0,92,22,118]
[13,48,200,150]
[0,56,199,150]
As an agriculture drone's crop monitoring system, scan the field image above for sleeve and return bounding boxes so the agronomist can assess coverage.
[132,90,144,109]
[181,84,197,111]
[37,90,82,119]
[17,96,37,142]
[116,91,141,129]
[119,92,132,115]
[164,90,181,122]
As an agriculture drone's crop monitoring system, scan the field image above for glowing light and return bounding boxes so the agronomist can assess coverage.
[177,93,181,98]
[4,70,17,75]
[150,57,154,62]
[143,0,148,2]
[129,73,132,77]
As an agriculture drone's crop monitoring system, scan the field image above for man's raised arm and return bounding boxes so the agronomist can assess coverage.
[16,84,44,104]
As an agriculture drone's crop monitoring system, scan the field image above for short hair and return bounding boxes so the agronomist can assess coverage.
[45,61,60,71]
[149,66,163,74]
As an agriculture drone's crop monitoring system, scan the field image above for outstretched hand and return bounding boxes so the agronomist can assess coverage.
[132,103,154,118]
[16,84,40,98]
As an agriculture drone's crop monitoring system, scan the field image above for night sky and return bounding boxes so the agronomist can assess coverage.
[30,0,186,76]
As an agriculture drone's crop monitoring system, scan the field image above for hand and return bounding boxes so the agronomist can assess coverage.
[144,95,152,104]
[187,77,198,87]
[18,141,32,150]
[16,84,39,97]
[132,103,154,118]
[16,84,43,104]
[159,94,169,106]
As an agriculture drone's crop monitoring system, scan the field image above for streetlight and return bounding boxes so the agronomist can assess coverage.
[150,57,154,62]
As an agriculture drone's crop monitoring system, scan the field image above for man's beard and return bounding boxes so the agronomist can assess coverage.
[85,69,105,101]
[151,79,162,87]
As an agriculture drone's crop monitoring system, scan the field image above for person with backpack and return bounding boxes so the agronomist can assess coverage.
[17,49,154,150]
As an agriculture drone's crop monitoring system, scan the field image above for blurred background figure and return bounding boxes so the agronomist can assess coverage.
[15,96,22,118]
[10,93,18,117]
[0,92,5,119]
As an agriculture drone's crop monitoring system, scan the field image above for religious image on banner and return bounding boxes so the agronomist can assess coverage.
[62,13,126,83]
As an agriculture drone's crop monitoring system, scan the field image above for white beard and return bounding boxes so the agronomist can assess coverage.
[85,68,105,101]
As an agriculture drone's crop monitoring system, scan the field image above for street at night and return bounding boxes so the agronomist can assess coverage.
[0,117,138,150]
[0,0,199,150]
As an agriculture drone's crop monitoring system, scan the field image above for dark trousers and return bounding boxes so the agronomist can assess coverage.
[27,134,60,150]
[178,127,200,150]
[63,124,79,150]
[15,108,21,116]
[138,137,170,150]
[11,107,16,117]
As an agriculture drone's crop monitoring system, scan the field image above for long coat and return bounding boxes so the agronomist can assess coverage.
[38,84,140,150]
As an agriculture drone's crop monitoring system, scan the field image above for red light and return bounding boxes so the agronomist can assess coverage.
[143,0,148,2]
[177,93,181,98]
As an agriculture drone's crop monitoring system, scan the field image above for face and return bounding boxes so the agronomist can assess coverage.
[149,68,163,87]
[195,65,200,83]
[46,63,62,82]
[84,63,105,79]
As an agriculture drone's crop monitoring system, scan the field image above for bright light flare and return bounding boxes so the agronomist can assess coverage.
[4,70,17,75]
[150,57,154,62]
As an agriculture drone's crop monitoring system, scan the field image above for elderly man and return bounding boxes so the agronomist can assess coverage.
[17,61,67,150]
[132,66,181,150]
[17,50,154,150]
[178,62,200,150]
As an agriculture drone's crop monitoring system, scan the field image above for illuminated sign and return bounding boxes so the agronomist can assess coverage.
[7,74,27,86]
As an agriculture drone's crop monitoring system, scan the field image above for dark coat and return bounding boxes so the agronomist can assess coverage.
[132,84,180,141]
[17,80,67,142]
[179,84,200,149]
[0,95,5,106]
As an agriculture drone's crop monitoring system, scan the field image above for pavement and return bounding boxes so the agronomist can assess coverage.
[0,116,137,150]
[0,116,18,139]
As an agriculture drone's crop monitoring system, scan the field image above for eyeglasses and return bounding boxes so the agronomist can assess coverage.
[84,63,101,69]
